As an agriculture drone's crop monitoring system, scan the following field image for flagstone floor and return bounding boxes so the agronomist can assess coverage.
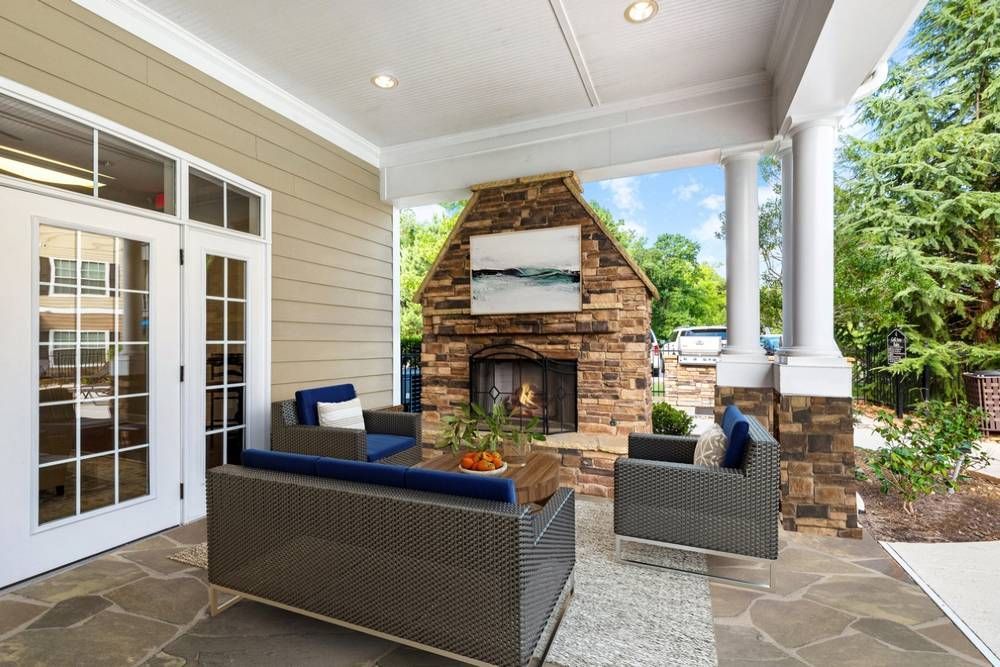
[0,503,989,666]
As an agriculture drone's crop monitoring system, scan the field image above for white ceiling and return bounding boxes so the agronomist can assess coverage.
[136,0,783,147]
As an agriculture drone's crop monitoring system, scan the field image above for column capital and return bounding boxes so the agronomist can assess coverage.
[776,140,793,158]
[720,149,761,166]
[787,116,840,137]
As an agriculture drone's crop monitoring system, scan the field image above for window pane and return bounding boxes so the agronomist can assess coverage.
[39,403,76,463]
[39,461,76,524]
[205,433,223,470]
[226,183,260,235]
[116,238,149,292]
[0,93,95,195]
[227,301,244,341]
[119,396,148,448]
[226,386,244,426]
[117,290,148,343]
[80,454,115,513]
[206,299,224,341]
[205,389,225,430]
[39,345,75,401]
[98,131,176,214]
[79,233,113,295]
[227,258,245,299]
[116,345,148,395]
[80,400,114,455]
[119,447,149,502]
[206,344,225,386]
[225,429,244,465]
[206,255,224,297]
[227,344,245,384]
[79,346,113,400]
[189,169,223,227]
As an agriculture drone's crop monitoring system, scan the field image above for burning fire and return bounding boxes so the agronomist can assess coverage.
[518,383,537,408]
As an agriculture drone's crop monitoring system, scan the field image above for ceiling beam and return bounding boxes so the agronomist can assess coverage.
[548,0,600,107]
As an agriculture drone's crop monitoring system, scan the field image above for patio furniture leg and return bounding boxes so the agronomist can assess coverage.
[528,572,574,667]
[208,584,243,616]
[615,535,774,591]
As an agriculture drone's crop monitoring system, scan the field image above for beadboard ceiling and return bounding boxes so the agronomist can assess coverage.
[135,0,783,147]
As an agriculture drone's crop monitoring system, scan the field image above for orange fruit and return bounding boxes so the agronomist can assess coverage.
[460,456,476,470]
[476,460,496,471]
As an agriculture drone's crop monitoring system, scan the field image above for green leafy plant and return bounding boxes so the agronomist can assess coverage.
[435,403,481,454]
[651,403,694,436]
[435,402,547,455]
[866,400,990,513]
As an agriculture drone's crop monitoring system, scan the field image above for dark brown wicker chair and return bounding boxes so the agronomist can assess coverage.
[614,414,780,589]
[206,464,576,667]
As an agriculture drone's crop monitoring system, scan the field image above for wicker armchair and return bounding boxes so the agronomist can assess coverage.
[271,399,422,466]
[614,414,780,588]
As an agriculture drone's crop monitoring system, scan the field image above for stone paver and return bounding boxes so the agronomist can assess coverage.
[852,617,945,652]
[714,625,798,664]
[750,599,852,648]
[15,559,145,604]
[28,595,111,629]
[919,621,991,661]
[120,548,194,576]
[377,645,465,666]
[805,576,943,625]
[161,521,206,545]
[0,600,47,635]
[709,586,762,617]
[105,577,207,625]
[798,632,971,666]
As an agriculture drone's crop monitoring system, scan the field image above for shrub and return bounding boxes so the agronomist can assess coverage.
[652,403,694,436]
[866,400,990,514]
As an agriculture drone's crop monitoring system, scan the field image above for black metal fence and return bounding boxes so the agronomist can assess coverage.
[400,340,422,412]
[852,340,931,415]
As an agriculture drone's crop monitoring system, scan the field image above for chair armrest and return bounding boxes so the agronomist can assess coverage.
[614,457,747,512]
[628,433,698,463]
[363,409,421,442]
[272,425,366,461]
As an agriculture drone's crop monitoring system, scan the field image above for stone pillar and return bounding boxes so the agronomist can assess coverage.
[775,118,858,538]
[778,143,794,350]
[716,151,774,431]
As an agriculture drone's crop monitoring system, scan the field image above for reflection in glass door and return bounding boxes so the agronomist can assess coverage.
[37,225,151,525]
[204,255,246,469]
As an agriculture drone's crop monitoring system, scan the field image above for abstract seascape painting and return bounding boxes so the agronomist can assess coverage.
[470,225,581,315]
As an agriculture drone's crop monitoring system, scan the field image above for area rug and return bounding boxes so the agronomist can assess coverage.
[543,498,717,667]
[166,498,718,666]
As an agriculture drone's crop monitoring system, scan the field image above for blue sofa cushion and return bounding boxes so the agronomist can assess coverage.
[366,433,416,462]
[242,449,320,476]
[404,468,517,504]
[720,405,751,468]
[315,457,407,487]
[295,384,357,426]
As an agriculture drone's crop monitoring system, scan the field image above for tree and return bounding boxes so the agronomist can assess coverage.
[399,203,464,339]
[834,0,1000,395]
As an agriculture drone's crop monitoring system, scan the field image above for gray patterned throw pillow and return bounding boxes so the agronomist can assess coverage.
[693,423,727,466]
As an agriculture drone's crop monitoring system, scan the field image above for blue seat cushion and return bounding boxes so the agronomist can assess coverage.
[720,405,751,468]
[404,468,517,504]
[365,433,416,462]
[242,449,320,476]
[294,384,357,426]
[315,457,407,487]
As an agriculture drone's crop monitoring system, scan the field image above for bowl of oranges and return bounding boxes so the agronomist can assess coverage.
[458,450,507,475]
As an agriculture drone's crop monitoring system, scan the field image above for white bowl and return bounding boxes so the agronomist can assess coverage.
[457,462,508,476]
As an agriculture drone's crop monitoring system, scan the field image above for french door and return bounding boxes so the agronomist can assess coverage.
[182,226,267,520]
[0,186,181,588]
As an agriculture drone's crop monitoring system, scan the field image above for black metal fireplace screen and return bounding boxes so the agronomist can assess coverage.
[469,344,577,435]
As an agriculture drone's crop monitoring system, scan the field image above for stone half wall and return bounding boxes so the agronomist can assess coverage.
[419,173,653,443]
[661,355,717,410]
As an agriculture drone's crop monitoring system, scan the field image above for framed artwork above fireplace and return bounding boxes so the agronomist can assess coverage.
[469,225,581,315]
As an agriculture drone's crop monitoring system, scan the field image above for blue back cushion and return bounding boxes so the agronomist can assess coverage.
[721,405,751,468]
[404,468,517,504]
[294,384,357,426]
[242,449,321,476]
[315,457,407,487]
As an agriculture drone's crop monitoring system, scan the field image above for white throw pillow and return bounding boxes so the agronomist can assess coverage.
[317,398,365,430]
[693,423,727,466]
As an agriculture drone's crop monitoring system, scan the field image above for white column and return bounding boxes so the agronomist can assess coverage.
[779,144,795,351]
[721,151,766,358]
[785,119,842,360]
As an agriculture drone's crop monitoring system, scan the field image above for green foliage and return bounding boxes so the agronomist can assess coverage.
[435,402,546,454]
[651,402,695,436]
[835,0,1000,396]
[865,400,991,513]
[399,203,466,339]
[435,403,481,454]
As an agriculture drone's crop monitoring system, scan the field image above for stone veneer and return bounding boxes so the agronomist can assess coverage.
[776,395,860,538]
[661,354,716,410]
[417,172,656,443]
[715,385,777,434]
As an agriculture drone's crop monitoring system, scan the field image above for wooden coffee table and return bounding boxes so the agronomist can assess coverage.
[417,451,561,505]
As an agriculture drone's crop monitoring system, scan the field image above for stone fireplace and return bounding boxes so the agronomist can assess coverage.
[415,171,658,444]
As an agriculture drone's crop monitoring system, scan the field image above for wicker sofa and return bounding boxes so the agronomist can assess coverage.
[271,383,422,466]
[614,408,779,587]
[207,450,576,667]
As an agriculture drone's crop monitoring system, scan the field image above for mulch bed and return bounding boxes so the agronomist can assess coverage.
[856,451,1000,543]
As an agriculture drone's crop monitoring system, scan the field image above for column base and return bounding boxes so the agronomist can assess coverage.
[774,358,852,398]
[716,355,773,388]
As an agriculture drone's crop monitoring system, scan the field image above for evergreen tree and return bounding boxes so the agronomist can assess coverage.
[835,0,1000,394]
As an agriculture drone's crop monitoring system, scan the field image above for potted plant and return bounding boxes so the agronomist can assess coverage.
[435,402,546,471]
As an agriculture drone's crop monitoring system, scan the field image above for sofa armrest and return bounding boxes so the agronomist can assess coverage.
[628,432,698,463]
[271,425,366,461]
[614,457,747,513]
[363,409,421,442]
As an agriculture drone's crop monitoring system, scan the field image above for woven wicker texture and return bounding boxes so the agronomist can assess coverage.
[614,416,779,560]
[207,466,575,666]
[270,399,422,465]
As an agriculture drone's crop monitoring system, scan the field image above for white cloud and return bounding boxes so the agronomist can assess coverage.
[758,185,779,205]
[693,214,722,242]
[621,218,647,238]
[599,177,643,215]
[408,204,446,223]
[699,193,725,213]
[672,179,703,202]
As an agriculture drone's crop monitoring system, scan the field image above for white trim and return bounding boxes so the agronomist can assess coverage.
[716,357,774,389]
[547,0,600,107]
[391,207,401,407]
[880,543,999,666]
[71,0,379,167]
[773,361,852,398]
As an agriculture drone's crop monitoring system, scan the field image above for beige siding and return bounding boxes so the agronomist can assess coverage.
[0,0,395,407]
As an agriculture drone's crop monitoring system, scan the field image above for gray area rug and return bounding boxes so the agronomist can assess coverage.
[544,498,717,667]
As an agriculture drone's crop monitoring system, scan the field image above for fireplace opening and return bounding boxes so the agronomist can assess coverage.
[469,344,577,435]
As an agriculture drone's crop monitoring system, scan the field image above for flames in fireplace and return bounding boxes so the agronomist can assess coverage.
[517,383,537,409]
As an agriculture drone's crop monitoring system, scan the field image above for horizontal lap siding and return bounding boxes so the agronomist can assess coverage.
[0,0,394,407]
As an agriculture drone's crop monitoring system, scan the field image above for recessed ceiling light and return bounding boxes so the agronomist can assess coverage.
[371,74,398,89]
[624,0,658,23]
